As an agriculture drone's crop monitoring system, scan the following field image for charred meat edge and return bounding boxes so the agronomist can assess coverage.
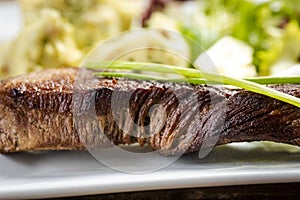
[1,68,300,154]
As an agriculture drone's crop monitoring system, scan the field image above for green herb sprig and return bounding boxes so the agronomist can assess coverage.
[88,61,300,108]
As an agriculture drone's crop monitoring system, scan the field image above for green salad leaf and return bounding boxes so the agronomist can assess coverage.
[258,20,300,75]
[167,0,300,76]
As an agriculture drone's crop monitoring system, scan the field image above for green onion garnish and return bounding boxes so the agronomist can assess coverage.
[88,61,203,78]
[87,61,300,108]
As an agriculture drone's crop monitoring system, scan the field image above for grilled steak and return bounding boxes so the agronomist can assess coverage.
[1,68,300,154]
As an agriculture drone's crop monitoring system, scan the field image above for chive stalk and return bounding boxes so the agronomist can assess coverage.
[88,61,300,108]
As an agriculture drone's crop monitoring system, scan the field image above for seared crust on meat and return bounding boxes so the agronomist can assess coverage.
[1,68,300,154]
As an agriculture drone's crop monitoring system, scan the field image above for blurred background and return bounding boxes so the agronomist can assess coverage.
[1,0,300,78]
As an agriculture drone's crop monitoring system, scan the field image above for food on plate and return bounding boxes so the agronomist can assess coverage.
[0,0,145,77]
[144,0,300,76]
[2,0,300,79]
[1,67,300,154]
[1,0,300,156]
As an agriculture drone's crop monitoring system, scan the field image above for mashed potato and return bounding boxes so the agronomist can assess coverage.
[0,0,145,78]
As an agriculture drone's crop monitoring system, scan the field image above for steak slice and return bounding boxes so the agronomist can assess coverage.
[1,68,300,154]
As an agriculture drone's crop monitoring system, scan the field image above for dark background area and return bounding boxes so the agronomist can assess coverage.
[50,183,300,200]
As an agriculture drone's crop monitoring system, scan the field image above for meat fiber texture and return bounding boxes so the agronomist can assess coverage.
[1,68,300,155]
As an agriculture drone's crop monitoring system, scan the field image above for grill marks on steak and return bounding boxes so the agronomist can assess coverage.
[1,68,300,154]
[0,68,82,152]
[220,91,300,144]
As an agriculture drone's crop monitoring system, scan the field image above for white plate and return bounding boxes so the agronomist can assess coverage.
[1,144,300,199]
[1,1,300,199]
